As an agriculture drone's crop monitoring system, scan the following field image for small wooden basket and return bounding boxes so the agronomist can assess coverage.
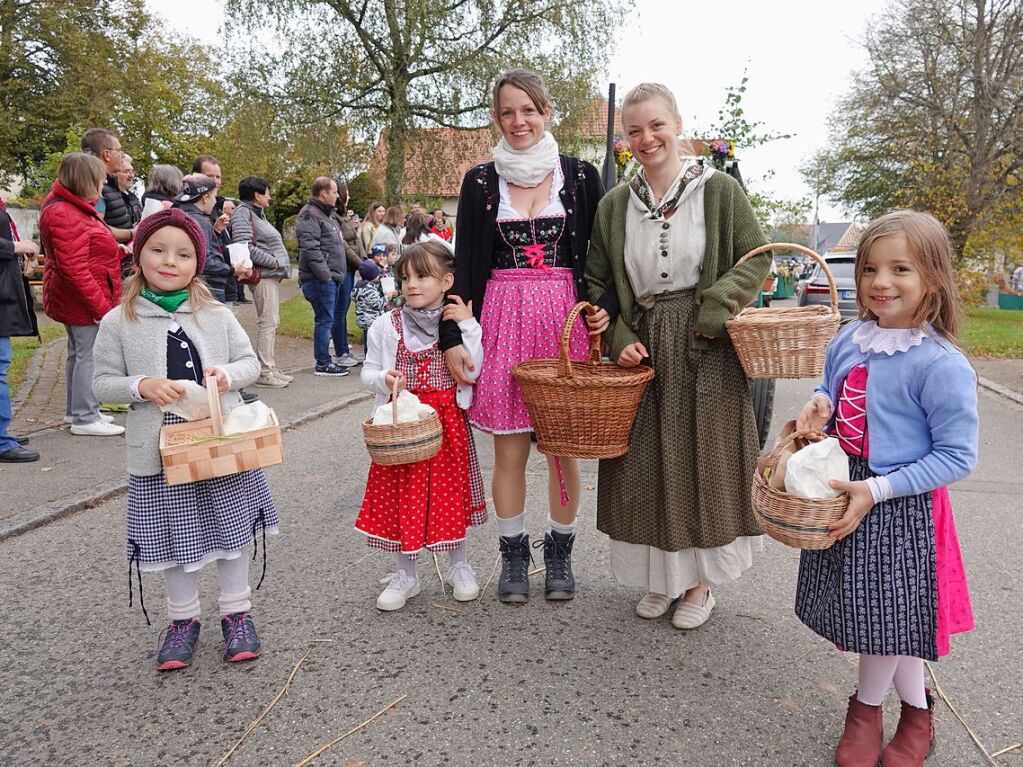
[362,379,443,466]
[725,243,842,379]
[512,301,655,459]
[159,376,283,486]
[751,425,848,550]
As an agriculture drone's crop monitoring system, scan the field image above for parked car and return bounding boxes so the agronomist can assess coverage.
[797,253,859,320]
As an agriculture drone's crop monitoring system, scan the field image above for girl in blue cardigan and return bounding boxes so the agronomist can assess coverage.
[794,211,978,767]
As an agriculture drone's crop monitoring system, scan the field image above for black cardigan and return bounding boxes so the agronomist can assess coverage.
[439,155,615,350]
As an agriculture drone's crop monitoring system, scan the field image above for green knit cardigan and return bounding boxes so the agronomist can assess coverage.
[585,171,772,359]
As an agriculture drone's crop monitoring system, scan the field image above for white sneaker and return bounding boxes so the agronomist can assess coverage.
[69,420,126,436]
[254,372,287,388]
[446,562,480,602]
[273,369,294,383]
[376,571,420,611]
[64,414,114,424]
[671,590,716,630]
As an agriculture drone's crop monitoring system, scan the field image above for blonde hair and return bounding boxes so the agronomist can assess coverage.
[57,152,106,199]
[621,82,682,123]
[855,210,963,342]
[491,68,551,115]
[120,268,223,323]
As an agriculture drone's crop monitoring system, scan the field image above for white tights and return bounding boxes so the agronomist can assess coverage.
[857,654,928,708]
[163,556,252,621]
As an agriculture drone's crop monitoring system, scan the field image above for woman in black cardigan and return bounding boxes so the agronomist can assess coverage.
[439,68,611,605]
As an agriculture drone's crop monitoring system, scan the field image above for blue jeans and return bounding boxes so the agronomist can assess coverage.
[210,287,228,304]
[0,337,18,453]
[301,279,338,367]
[332,271,353,356]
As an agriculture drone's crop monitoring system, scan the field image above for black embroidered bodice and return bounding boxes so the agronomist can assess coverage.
[492,215,571,271]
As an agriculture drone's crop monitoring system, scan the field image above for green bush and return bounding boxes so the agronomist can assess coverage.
[348,172,384,218]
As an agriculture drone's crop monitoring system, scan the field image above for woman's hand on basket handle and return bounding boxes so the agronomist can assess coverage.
[138,377,186,407]
[384,370,405,394]
[796,394,833,432]
[827,480,873,539]
[585,307,610,336]
[203,367,229,394]
[617,342,649,368]
[444,345,475,386]
[442,295,473,323]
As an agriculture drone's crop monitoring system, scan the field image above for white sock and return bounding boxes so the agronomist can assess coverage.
[447,544,467,567]
[393,552,417,577]
[857,654,900,706]
[548,515,577,536]
[217,555,252,615]
[892,656,929,708]
[496,512,527,538]
[163,566,201,621]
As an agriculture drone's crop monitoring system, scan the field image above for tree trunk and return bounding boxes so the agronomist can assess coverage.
[384,81,410,206]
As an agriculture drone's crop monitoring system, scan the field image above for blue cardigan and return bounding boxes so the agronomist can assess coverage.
[815,321,978,498]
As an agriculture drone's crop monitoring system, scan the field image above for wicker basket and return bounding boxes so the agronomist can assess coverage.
[159,376,284,486]
[512,301,655,459]
[725,243,842,379]
[362,379,443,466]
[751,425,848,549]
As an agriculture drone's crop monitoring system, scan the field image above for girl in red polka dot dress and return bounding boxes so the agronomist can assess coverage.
[356,241,487,611]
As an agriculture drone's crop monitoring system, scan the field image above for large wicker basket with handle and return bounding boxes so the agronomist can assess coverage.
[751,422,848,550]
[725,243,842,379]
[512,301,655,459]
[159,376,284,486]
[362,378,443,466]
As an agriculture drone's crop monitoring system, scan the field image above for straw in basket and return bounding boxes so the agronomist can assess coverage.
[725,243,842,379]
[512,301,655,459]
[751,423,848,550]
[159,376,284,486]
[362,378,443,466]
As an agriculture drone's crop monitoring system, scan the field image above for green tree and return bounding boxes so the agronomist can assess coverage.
[226,0,621,203]
[347,172,384,219]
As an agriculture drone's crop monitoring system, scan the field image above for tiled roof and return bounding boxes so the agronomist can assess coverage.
[368,127,496,198]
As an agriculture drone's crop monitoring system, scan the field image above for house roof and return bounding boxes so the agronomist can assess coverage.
[813,222,854,254]
[833,223,864,252]
[368,127,495,198]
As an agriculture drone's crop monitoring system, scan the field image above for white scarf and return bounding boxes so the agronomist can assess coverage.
[491,130,560,188]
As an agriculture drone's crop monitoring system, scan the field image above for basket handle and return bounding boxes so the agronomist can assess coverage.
[557,301,601,378]
[205,375,224,436]
[735,242,839,311]
[763,427,827,472]
[390,376,401,424]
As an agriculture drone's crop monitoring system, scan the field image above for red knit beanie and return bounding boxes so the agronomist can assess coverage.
[133,208,207,274]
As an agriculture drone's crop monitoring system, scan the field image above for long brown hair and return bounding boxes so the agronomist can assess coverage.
[395,241,455,282]
[854,210,963,342]
[120,268,223,323]
[402,212,431,245]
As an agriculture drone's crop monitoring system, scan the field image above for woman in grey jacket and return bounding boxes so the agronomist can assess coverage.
[231,177,293,388]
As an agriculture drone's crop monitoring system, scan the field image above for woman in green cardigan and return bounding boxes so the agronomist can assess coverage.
[585,83,771,630]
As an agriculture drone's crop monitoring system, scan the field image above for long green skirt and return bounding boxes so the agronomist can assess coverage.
[597,289,762,551]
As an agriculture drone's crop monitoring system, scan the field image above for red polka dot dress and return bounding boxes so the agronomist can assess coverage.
[355,311,487,557]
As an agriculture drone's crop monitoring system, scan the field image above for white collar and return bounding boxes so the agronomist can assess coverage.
[852,320,926,355]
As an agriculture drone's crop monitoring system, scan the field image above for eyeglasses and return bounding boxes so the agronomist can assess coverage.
[106,145,125,156]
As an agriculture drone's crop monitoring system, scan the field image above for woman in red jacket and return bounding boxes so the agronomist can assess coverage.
[40,152,125,436]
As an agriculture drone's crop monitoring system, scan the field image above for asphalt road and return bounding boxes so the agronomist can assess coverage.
[1,379,1020,766]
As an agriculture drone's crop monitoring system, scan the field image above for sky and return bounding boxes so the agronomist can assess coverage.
[146,0,890,223]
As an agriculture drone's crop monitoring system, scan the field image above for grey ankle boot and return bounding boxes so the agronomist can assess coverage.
[538,530,576,600]
[497,533,531,604]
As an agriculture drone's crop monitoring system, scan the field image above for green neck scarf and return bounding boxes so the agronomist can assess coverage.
[141,286,189,313]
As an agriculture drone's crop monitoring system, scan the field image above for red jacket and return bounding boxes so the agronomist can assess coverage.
[40,180,122,325]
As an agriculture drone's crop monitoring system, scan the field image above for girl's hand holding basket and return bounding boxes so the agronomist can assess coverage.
[139,378,186,406]
[384,370,405,394]
[203,367,229,394]
[827,479,874,540]
[797,394,834,432]
[617,341,649,368]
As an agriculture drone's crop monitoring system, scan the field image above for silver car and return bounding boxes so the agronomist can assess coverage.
[797,254,859,320]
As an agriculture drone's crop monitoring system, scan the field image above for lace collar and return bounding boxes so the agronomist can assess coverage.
[852,320,926,355]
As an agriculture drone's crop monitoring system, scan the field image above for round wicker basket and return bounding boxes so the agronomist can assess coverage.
[362,379,443,466]
[751,428,848,549]
[512,301,655,459]
[725,243,842,379]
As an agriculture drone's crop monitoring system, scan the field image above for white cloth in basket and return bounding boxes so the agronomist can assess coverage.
[372,390,437,425]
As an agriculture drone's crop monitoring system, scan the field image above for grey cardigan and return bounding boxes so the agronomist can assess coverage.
[93,298,261,476]
[230,201,292,280]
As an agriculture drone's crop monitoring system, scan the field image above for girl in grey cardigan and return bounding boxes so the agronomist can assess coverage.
[93,209,279,671]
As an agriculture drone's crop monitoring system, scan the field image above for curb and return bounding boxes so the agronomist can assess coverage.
[977,375,1023,407]
[0,390,373,542]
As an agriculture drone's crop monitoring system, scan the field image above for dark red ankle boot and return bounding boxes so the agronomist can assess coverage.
[881,691,935,766]
[835,693,884,767]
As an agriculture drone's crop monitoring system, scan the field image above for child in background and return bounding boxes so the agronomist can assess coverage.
[355,241,486,611]
[793,210,978,767]
[93,208,278,671]
[352,259,390,343]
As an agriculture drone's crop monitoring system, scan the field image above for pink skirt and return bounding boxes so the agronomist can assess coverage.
[933,486,974,656]
[470,268,588,434]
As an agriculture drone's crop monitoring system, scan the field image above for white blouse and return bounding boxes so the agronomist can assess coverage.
[624,164,714,299]
[497,163,565,220]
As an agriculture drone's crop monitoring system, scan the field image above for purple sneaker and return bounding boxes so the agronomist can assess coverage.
[156,618,201,671]
[221,612,262,662]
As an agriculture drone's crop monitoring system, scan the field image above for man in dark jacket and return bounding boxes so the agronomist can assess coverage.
[174,175,234,303]
[295,177,348,376]
[0,199,40,462]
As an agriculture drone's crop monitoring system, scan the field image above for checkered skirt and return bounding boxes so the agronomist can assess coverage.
[126,415,279,572]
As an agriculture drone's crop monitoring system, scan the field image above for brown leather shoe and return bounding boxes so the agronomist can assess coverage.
[835,693,884,767]
[881,692,935,766]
